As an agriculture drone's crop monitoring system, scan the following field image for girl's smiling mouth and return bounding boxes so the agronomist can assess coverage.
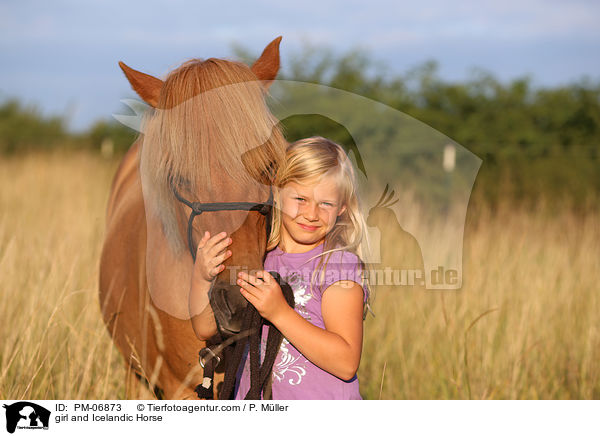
[297,223,320,231]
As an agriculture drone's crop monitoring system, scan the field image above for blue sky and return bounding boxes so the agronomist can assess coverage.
[1,0,599,131]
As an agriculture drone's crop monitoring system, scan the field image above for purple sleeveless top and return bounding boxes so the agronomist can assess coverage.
[234,243,367,400]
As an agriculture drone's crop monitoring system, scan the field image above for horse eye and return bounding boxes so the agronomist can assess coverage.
[261,162,276,181]
[168,173,192,191]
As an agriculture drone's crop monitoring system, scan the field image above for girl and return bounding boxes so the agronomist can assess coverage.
[190,136,371,399]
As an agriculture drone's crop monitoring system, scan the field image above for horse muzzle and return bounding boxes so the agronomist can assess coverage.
[209,281,249,337]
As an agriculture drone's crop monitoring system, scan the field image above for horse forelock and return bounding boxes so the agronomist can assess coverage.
[139,57,287,252]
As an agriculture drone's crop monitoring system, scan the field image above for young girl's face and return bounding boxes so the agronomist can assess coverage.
[277,175,347,253]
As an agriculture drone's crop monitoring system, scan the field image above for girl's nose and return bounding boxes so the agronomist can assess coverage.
[303,203,319,221]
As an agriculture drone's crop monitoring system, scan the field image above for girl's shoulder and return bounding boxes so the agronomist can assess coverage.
[325,248,361,264]
[322,247,363,272]
[318,248,367,301]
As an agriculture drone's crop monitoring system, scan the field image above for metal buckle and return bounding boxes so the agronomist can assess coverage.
[198,347,221,368]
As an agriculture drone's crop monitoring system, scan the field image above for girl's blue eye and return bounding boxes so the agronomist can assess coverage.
[321,202,333,207]
[295,197,305,202]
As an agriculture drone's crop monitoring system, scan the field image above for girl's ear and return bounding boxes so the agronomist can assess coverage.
[337,204,347,217]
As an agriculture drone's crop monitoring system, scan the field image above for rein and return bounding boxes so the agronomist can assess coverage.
[195,273,294,400]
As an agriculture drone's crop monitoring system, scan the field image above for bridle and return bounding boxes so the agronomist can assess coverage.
[171,183,273,261]
[169,179,283,400]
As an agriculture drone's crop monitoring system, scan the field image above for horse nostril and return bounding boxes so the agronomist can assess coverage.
[219,288,234,315]
[209,287,230,316]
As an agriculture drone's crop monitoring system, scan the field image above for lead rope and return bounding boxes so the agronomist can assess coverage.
[195,272,294,400]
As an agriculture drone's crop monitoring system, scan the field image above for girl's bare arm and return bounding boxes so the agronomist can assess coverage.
[238,271,364,381]
[189,231,232,340]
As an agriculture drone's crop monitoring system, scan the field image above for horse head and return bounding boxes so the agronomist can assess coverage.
[118,37,287,338]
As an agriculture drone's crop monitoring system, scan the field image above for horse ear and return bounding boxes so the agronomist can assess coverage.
[118,61,163,108]
[251,36,282,90]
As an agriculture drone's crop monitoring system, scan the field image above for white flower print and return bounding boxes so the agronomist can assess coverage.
[285,273,312,321]
[272,338,307,385]
[271,273,313,385]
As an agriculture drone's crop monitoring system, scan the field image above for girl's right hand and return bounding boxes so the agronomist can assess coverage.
[193,231,233,283]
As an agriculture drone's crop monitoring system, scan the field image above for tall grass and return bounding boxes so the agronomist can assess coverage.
[0,151,124,399]
[0,151,598,399]
[360,197,600,399]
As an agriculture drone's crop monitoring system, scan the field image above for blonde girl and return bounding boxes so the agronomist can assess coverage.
[191,136,371,399]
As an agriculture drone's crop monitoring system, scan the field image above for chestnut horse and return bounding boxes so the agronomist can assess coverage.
[99,37,287,399]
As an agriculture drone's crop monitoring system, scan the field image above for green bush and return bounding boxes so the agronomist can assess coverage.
[0,99,68,154]
[1,43,599,207]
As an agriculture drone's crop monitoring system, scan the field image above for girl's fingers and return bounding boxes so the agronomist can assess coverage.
[211,238,231,256]
[214,250,232,265]
[239,287,259,307]
[207,232,228,249]
[238,272,264,288]
[208,252,231,277]
[237,278,261,297]
[210,235,232,256]
[254,270,273,285]
[197,231,231,255]
[210,264,225,277]
[197,231,210,249]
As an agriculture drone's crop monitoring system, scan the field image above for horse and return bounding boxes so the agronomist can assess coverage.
[99,37,288,399]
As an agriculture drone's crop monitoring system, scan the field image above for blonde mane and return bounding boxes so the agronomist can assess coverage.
[139,58,287,253]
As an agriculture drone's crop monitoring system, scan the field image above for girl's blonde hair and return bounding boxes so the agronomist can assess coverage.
[267,136,373,315]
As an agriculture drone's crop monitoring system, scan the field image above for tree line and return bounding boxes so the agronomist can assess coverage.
[1,46,598,208]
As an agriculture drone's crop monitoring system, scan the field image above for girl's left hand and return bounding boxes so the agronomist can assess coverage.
[237,271,292,324]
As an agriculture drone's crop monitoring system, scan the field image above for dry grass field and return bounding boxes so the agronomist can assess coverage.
[0,151,598,399]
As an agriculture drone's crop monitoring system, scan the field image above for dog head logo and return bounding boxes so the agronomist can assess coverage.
[3,402,50,433]
[115,78,482,303]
